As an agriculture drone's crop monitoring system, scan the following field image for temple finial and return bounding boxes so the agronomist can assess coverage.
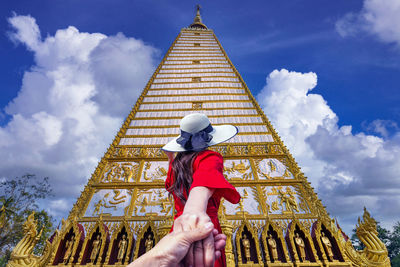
[189,4,207,29]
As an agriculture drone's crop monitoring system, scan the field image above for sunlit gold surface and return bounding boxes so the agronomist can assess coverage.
[8,9,390,267]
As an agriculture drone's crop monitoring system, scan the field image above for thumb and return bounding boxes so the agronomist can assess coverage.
[184,222,214,243]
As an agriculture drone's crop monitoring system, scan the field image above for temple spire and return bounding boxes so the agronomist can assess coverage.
[189,5,208,29]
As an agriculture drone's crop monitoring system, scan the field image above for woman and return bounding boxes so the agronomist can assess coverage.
[162,113,241,267]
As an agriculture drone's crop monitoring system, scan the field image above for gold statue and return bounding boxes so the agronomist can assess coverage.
[145,234,153,252]
[267,233,278,261]
[342,207,391,266]
[241,234,251,262]
[63,233,75,264]
[90,234,102,263]
[278,189,299,212]
[117,234,128,263]
[7,212,54,267]
[321,232,334,261]
[294,232,306,262]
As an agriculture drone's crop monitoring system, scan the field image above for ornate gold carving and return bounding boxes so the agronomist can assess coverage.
[342,208,391,267]
[278,188,299,213]
[133,189,172,216]
[101,162,139,183]
[7,212,55,267]
[235,220,263,265]
[224,160,252,180]
[91,189,132,216]
[11,20,389,267]
[141,162,168,182]
[192,101,203,109]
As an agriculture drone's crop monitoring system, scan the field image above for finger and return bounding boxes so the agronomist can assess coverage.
[184,222,214,244]
[193,240,204,267]
[203,232,215,267]
[212,228,219,236]
[214,233,227,242]
[215,238,226,251]
[184,244,194,267]
[215,250,222,260]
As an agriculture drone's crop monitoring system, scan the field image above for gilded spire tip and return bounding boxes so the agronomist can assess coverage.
[189,4,207,29]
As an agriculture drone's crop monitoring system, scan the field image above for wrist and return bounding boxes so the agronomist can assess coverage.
[129,250,162,267]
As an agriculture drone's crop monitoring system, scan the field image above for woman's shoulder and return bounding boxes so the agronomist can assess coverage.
[197,149,223,159]
[194,150,223,166]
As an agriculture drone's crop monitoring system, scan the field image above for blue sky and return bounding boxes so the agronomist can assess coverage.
[1,0,400,234]
[1,0,399,131]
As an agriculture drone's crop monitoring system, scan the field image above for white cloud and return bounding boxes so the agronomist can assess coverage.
[257,69,400,233]
[336,0,400,47]
[1,14,159,216]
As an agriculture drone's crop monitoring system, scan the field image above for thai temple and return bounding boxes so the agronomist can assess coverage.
[8,6,391,267]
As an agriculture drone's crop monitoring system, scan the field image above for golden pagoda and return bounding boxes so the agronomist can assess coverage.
[8,6,390,267]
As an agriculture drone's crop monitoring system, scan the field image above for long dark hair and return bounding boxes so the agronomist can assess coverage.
[168,151,200,204]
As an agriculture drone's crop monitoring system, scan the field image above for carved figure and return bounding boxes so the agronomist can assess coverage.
[342,208,391,266]
[7,212,54,267]
[90,234,102,263]
[295,232,306,261]
[267,233,278,261]
[117,234,128,263]
[241,234,251,262]
[63,233,75,264]
[278,189,299,212]
[321,232,334,261]
[145,234,153,252]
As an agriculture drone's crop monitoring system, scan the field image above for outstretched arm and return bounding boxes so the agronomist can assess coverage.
[173,186,216,267]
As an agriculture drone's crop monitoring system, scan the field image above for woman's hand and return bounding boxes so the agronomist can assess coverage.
[173,211,212,232]
[173,211,215,266]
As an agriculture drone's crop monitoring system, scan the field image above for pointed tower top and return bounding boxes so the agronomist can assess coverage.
[189,5,208,29]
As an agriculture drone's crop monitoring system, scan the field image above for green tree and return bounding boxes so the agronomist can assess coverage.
[0,174,55,265]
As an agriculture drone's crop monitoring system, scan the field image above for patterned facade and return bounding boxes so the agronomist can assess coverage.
[7,9,391,267]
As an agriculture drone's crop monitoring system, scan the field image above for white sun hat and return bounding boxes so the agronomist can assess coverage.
[162,113,238,152]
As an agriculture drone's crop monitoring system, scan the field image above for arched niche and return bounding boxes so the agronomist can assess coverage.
[52,223,84,265]
[107,221,134,265]
[285,221,320,265]
[311,221,345,263]
[261,222,290,264]
[79,222,110,265]
[235,221,262,264]
[133,221,159,260]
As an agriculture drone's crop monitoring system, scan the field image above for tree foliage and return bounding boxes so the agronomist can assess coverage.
[351,222,400,266]
[0,174,55,265]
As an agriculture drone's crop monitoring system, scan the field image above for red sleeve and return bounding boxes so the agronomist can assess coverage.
[189,151,241,204]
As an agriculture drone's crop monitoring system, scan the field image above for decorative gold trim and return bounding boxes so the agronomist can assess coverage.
[160,66,232,70]
[142,100,252,104]
[285,219,322,265]
[77,219,109,265]
[149,85,242,89]
[104,220,134,265]
[261,221,292,266]
[123,132,269,138]
[129,114,260,120]
[133,221,159,260]
[144,93,246,97]
[235,220,263,265]
[135,107,256,112]
[127,122,264,128]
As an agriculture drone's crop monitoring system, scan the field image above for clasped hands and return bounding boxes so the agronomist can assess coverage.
[128,211,226,267]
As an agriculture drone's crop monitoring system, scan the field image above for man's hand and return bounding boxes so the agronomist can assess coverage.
[128,222,217,267]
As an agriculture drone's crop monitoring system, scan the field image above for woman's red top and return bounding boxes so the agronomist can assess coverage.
[165,150,241,267]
